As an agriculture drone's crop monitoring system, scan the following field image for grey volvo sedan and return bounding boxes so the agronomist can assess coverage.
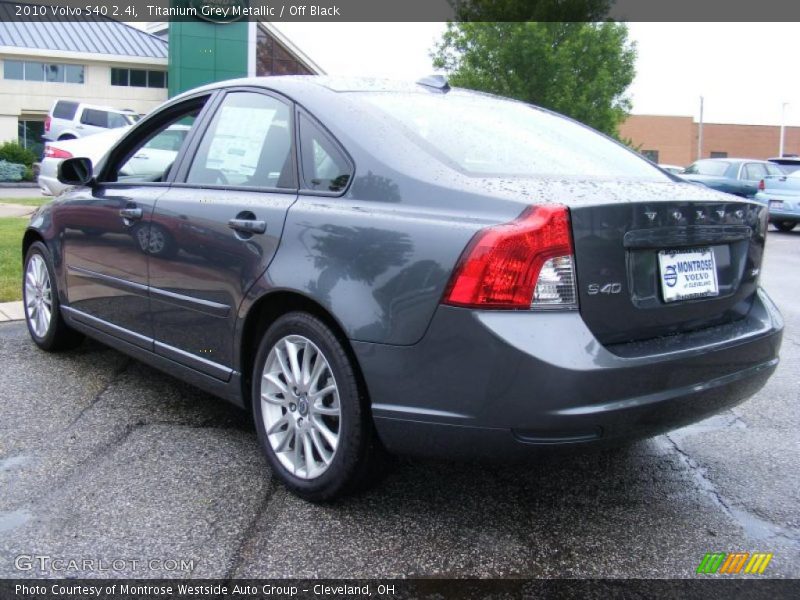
[22,76,783,501]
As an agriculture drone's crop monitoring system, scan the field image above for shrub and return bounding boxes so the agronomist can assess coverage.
[0,140,36,168]
[0,159,25,182]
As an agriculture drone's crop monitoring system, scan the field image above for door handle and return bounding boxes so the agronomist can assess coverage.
[228,218,266,234]
[120,207,143,220]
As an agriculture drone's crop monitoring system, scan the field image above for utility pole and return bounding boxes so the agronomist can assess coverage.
[697,96,704,160]
[779,102,788,157]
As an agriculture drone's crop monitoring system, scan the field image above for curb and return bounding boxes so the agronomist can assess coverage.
[0,301,24,322]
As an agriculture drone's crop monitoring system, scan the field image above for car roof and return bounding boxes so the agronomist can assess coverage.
[768,157,800,163]
[175,75,446,94]
[166,75,507,112]
[52,99,132,113]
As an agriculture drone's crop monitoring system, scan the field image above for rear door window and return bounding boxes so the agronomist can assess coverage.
[53,100,78,120]
[298,113,352,193]
[80,109,109,128]
[742,163,767,181]
[186,91,295,189]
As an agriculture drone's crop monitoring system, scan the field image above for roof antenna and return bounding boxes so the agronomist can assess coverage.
[416,74,450,92]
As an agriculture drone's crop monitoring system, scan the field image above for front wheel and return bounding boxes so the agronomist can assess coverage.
[252,312,382,501]
[774,221,797,232]
[23,241,84,351]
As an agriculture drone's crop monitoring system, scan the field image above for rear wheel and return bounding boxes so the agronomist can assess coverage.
[774,221,797,232]
[23,242,84,351]
[252,312,382,501]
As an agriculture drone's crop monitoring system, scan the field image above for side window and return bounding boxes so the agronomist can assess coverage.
[765,163,784,176]
[187,92,295,189]
[103,100,205,184]
[80,109,107,128]
[298,113,352,192]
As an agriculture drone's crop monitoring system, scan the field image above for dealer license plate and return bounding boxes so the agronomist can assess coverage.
[658,248,719,303]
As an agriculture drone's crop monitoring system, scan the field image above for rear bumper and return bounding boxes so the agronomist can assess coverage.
[768,211,800,223]
[354,289,783,459]
[37,174,63,197]
[755,193,800,222]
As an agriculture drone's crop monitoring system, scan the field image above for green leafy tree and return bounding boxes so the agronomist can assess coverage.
[432,21,636,138]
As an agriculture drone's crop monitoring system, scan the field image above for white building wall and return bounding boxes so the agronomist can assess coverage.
[0,48,168,144]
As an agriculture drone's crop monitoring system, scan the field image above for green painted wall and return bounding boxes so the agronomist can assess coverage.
[168,19,249,97]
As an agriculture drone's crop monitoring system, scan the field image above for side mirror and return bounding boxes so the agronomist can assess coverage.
[57,157,93,186]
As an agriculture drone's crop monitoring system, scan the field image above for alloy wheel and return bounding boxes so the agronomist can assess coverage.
[24,254,52,338]
[260,334,341,479]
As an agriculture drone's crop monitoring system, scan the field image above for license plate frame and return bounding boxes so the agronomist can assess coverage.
[658,247,719,303]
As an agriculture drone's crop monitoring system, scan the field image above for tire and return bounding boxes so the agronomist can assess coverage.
[22,241,84,351]
[774,221,797,232]
[251,312,383,501]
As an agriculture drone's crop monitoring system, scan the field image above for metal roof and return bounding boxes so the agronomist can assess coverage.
[0,4,168,59]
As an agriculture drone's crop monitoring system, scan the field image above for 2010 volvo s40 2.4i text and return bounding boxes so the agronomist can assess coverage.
[22,76,783,501]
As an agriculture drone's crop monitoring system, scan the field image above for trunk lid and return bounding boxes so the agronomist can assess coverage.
[569,197,767,345]
[464,178,768,346]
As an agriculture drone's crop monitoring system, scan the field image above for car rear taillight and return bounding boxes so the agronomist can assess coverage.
[44,145,72,159]
[44,116,51,132]
[443,205,578,310]
[758,179,765,191]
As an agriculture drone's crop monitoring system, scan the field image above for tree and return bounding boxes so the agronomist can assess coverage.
[432,21,637,138]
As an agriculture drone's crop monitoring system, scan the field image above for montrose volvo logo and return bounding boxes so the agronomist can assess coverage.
[663,265,678,287]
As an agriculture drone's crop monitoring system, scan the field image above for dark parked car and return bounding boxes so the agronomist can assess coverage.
[22,77,783,501]
[682,158,784,197]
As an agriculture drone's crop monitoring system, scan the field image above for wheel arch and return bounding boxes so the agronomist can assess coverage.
[238,290,369,413]
[21,228,45,265]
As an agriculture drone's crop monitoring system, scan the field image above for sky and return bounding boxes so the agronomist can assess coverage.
[269,22,800,127]
[130,21,800,126]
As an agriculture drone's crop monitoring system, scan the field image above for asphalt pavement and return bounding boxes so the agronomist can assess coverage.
[0,230,797,579]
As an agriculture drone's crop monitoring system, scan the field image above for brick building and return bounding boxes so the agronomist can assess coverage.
[619,114,800,168]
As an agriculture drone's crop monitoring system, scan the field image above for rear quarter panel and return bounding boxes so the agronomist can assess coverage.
[243,83,538,347]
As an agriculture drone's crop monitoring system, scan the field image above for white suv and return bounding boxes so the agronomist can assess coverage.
[44,100,139,142]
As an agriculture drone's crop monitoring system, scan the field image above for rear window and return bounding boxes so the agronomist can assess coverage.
[684,160,730,176]
[770,160,800,174]
[360,92,667,179]
[765,163,785,176]
[52,100,78,120]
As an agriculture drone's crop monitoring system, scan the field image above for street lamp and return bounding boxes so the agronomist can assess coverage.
[779,102,789,157]
[697,96,704,160]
